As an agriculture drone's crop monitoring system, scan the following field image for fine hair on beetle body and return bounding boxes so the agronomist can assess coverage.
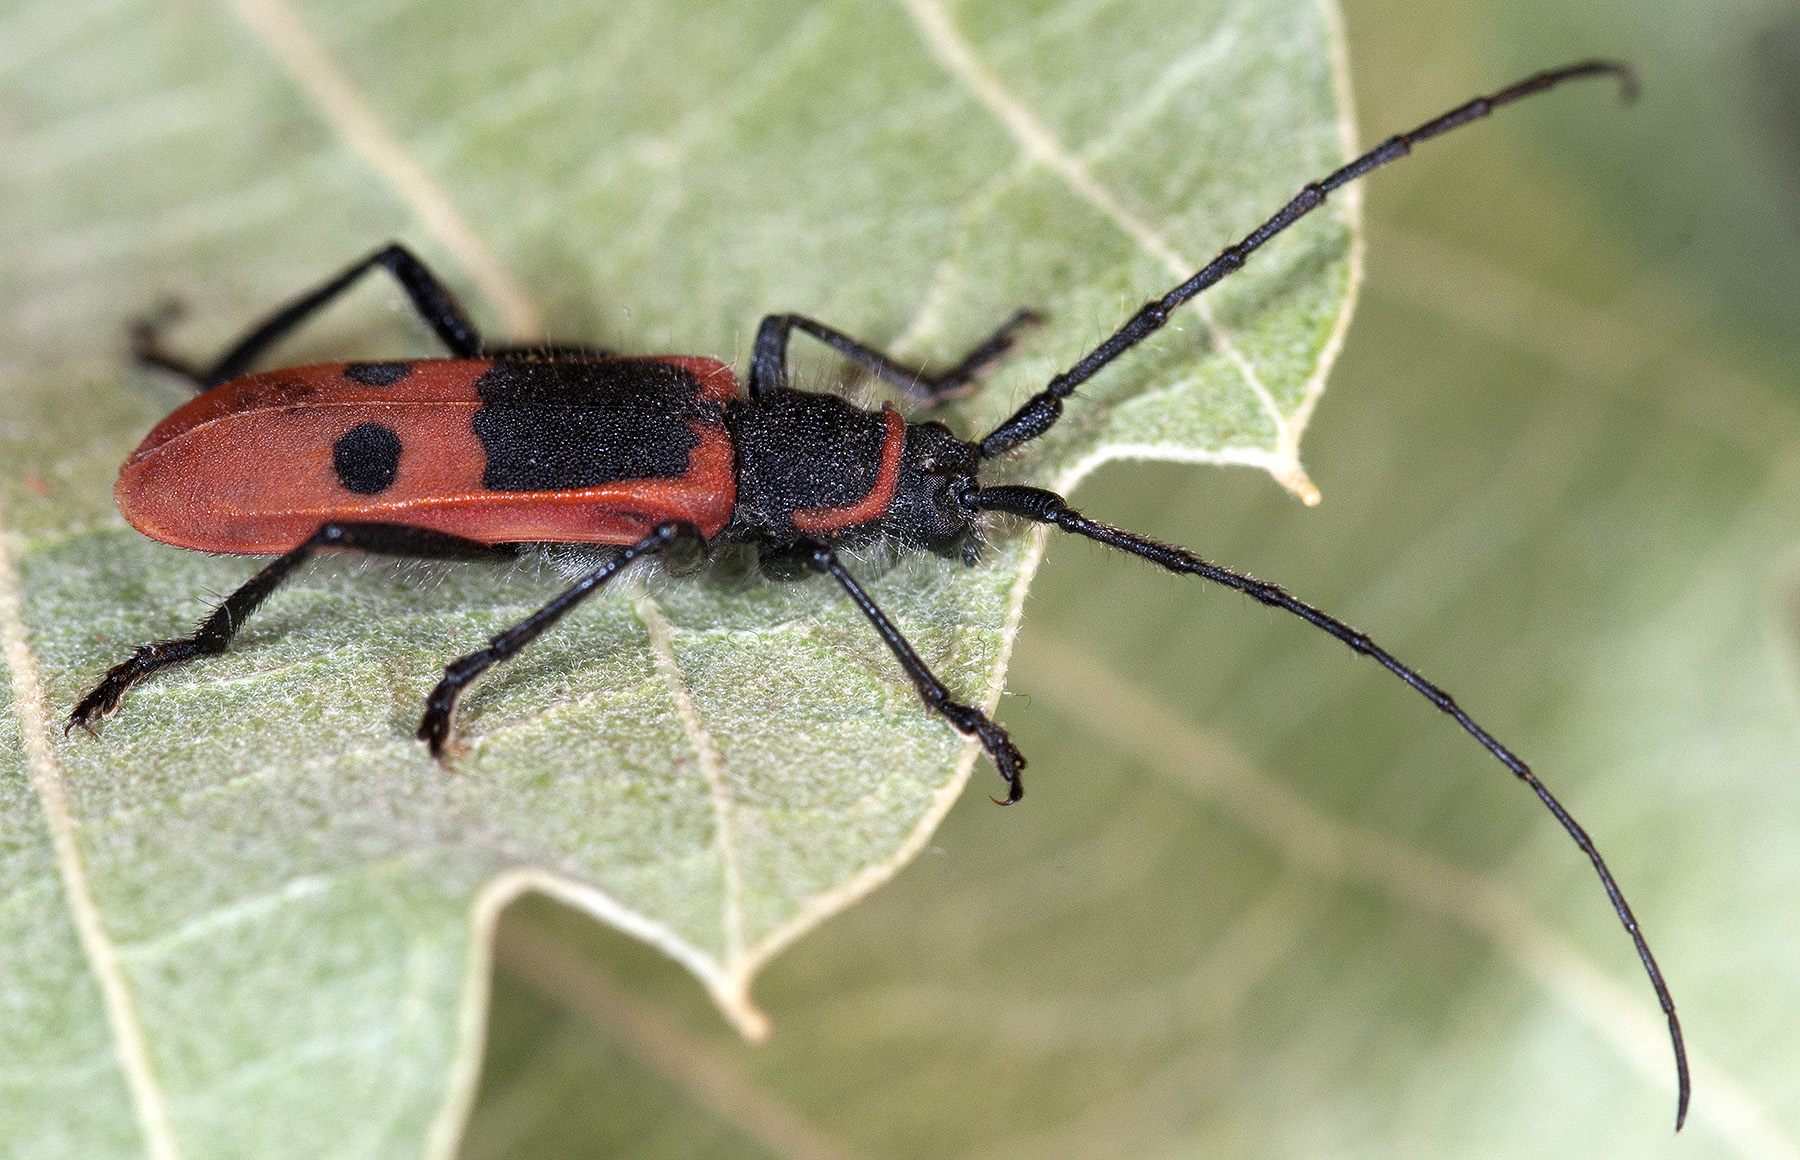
[70,61,1686,1127]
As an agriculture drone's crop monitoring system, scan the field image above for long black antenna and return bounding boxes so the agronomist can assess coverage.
[972,484,1689,1130]
[978,60,1639,459]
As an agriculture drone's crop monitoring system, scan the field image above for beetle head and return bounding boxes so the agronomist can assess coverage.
[888,419,985,563]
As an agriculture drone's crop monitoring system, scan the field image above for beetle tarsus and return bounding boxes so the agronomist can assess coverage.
[129,301,209,388]
[67,639,207,735]
[417,700,457,761]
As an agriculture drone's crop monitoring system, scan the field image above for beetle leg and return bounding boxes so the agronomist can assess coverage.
[66,523,512,733]
[806,542,1025,803]
[417,521,705,757]
[128,300,210,386]
[139,243,488,393]
[748,308,1042,404]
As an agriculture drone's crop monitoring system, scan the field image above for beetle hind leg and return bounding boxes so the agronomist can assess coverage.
[128,300,211,389]
[66,523,513,735]
[69,637,218,732]
[129,243,489,394]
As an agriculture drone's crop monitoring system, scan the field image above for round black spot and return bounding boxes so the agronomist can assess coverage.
[343,361,413,386]
[332,423,403,494]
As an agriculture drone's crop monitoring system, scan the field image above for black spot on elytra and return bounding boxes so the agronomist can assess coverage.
[473,358,721,491]
[333,423,403,494]
[343,361,413,386]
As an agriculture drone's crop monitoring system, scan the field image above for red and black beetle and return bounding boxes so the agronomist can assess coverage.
[69,62,1688,1124]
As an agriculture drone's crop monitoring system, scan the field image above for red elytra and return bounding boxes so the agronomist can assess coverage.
[118,356,744,554]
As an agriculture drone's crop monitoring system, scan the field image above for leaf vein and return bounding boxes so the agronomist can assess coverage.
[0,515,182,1158]
[895,0,1288,439]
[223,0,542,337]
[498,922,870,1160]
[1018,631,1797,1160]
[632,590,747,970]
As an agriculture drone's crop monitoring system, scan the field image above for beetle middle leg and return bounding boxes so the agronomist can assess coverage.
[418,521,706,756]
[748,308,1042,404]
[67,523,514,733]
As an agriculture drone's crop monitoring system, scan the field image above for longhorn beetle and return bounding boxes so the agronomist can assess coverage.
[69,61,1687,1125]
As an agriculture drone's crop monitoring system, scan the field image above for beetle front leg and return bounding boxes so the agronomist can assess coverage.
[748,309,1041,404]
[805,542,1026,802]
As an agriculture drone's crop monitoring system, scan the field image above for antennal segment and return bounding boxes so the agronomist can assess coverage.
[971,483,1690,1130]
[977,60,1638,460]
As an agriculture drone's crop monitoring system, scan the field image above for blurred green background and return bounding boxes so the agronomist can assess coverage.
[469,1,1800,1158]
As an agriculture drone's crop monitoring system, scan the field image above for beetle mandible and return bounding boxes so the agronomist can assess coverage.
[67,60,1688,1126]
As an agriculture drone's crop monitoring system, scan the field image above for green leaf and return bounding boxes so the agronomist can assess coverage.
[0,0,1354,1154]
[454,0,1800,1155]
[456,4,1800,1157]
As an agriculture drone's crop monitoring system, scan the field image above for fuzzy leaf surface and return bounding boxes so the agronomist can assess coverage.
[0,0,1354,1154]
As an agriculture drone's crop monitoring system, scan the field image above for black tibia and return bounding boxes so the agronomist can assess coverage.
[806,544,1027,803]
[748,308,1042,403]
[978,61,1637,459]
[973,483,1691,1129]
[66,523,513,733]
[418,522,704,757]
[133,242,488,392]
